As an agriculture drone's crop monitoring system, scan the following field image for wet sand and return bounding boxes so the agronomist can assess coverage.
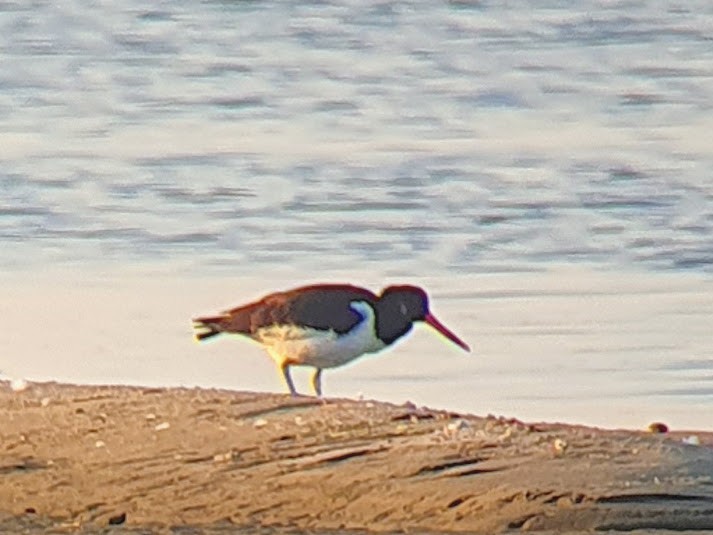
[2,381,712,534]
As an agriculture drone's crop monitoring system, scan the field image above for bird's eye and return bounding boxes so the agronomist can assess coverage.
[399,303,408,316]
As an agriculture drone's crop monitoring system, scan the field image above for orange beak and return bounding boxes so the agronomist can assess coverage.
[424,313,470,352]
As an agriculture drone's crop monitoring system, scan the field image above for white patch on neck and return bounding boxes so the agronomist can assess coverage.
[255,300,386,369]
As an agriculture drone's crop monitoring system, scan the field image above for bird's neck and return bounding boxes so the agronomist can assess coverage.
[374,302,415,346]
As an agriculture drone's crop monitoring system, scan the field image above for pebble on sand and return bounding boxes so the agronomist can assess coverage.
[107,512,126,525]
[253,418,268,428]
[648,422,669,433]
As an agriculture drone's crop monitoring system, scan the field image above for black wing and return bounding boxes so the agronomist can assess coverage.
[218,284,378,335]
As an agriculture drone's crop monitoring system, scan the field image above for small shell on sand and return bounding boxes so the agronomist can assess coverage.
[442,419,469,438]
[213,452,233,462]
[552,438,569,456]
[447,419,469,432]
[10,378,28,392]
[682,435,701,446]
[154,422,170,431]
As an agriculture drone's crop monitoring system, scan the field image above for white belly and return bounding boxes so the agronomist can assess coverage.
[255,301,386,369]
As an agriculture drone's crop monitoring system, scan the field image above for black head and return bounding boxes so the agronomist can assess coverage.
[375,285,470,351]
[379,285,429,320]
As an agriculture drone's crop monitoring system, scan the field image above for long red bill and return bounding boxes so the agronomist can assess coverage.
[424,313,470,352]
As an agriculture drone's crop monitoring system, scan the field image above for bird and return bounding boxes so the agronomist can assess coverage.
[192,283,470,397]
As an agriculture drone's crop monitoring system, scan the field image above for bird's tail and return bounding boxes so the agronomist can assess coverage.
[192,315,230,342]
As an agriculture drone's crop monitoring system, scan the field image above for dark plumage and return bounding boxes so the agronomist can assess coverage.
[196,284,377,339]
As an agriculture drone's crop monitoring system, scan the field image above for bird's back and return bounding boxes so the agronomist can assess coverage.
[194,284,378,340]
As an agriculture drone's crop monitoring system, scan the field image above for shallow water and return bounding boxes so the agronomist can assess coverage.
[3,268,712,430]
[3,0,713,274]
[1,2,712,428]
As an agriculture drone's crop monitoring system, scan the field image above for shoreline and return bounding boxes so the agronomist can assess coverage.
[4,267,713,431]
[2,381,713,533]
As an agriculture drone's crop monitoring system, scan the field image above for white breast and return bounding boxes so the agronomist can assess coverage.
[255,300,386,369]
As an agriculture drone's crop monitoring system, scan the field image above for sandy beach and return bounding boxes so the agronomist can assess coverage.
[2,381,712,534]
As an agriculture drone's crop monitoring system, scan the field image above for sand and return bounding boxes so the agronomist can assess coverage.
[1,381,712,534]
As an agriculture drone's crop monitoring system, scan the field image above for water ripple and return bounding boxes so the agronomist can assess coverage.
[0,1,712,274]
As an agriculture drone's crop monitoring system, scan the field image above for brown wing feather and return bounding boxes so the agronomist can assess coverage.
[193,284,378,341]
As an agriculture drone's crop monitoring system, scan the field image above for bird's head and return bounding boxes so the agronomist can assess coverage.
[378,285,470,351]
